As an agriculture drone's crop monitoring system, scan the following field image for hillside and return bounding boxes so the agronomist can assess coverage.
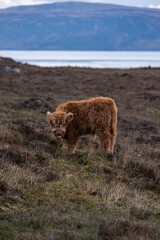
[0,2,160,50]
[0,57,160,239]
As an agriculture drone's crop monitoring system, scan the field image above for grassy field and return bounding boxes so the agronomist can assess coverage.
[0,57,160,240]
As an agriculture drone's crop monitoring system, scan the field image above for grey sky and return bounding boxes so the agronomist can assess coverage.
[0,0,160,9]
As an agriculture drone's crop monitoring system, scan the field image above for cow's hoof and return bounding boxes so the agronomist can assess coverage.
[106,152,114,160]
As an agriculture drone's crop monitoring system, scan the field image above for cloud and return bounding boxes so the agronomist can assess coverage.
[0,0,105,9]
[1,0,160,9]
[0,0,52,9]
[149,4,160,8]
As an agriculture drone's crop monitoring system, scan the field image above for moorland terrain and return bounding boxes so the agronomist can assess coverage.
[0,57,160,239]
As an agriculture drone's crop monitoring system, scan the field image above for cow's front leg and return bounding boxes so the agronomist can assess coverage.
[66,137,79,155]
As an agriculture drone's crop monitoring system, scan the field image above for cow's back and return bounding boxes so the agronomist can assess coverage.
[57,97,117,135]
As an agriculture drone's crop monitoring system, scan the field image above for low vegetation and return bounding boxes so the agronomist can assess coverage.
[0,57,160,239]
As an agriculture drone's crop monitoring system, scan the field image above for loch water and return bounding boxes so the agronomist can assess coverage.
[0,51,160,69]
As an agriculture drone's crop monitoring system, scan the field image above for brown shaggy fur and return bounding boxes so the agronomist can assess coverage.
[47,97,117,155]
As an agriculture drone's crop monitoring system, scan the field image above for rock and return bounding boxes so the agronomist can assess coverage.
[3,66,20,73]
[14,97,54,113]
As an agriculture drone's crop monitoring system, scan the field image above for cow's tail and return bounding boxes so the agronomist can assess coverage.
[110,99,117,137]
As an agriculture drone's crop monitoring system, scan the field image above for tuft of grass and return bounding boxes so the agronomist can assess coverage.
[98,218,158,240]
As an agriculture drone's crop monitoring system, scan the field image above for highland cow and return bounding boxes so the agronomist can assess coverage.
[47,97,117,155]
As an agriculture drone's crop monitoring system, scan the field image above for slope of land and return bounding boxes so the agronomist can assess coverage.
[0,2,160,50]
[0,57,160,239]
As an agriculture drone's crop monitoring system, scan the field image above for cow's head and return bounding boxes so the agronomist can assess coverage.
[47,111,73,139]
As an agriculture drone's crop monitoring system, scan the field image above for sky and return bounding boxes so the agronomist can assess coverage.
[0,0,160,9]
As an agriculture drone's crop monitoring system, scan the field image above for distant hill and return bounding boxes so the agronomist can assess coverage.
[0,2,160,50]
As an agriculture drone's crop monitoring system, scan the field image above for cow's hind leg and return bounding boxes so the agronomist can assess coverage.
[96,127,112,155]
[110,131,116,153]
[98,131,112,154]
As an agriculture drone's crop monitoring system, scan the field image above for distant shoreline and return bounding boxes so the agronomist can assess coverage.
[1,51,160,69]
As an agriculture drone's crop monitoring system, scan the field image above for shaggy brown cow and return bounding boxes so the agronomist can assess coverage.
[47,97,117,155]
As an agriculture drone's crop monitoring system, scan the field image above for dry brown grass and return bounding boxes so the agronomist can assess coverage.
[0,57,160,239]
[0,159,41,186]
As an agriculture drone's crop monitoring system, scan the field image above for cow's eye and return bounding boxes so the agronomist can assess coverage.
[50,120,53,125]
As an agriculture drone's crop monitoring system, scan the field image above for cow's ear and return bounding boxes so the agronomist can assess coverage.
[47,111,51,117]
[66,112,73,123]
[47,111,52,122]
